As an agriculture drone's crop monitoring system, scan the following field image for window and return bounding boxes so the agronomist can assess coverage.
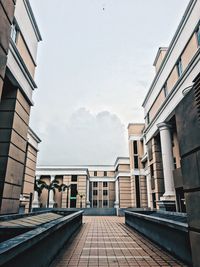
[133,141,138,155]
[163,83,168,97]
[94,171,97,176]
[93,190,98,196]
[146,113,150,125]
[71,175,77,182]
[93,182,98,188]
[10,22,19,43]
[177,58,183,77]
[134,156,139,169]
[174,157,177,169]
[103,190,108,196]
[103,182,108,187]
[103,200,108,207]
[197,25,200,46]
[135,175,140,208]
[93,200,97,207]
[104,171,107,176]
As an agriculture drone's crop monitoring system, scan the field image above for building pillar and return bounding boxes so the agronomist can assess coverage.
[114,178,119,212]
[49,175,55,208]
[86,178,90,208]
[32,176,40,208]
[157,122,176,210]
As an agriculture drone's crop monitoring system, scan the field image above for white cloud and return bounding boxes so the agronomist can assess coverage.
[36,108,128,165]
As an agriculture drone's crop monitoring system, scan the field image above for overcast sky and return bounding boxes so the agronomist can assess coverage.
[29,0,189,166]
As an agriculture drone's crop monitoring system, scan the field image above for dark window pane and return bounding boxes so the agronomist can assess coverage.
[93,190,98,196]
[135,175,140,208]
[134,156,139,169]
[93,182,98,187]
[103,182,108,187]
[104,171,107,176]
[103,190,108,196]
[133,141,138,154]
[71,175,77,182]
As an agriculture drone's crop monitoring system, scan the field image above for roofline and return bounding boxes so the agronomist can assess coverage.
[28,127,42,143]
[153,47,168,67]
[24,0,42,41]
[127,123,145,129]
[142,0,195,107]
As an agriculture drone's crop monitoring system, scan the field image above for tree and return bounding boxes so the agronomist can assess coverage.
[59,184,71,208]
[34,179,46,197]
[78,193,85,208]
[35,179,60,208]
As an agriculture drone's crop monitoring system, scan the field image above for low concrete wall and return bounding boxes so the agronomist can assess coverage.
[0,210,83,267]
[83,208,116,216]
[125,210,192,265]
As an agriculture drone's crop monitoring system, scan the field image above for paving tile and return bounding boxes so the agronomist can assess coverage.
[50,216,188,267]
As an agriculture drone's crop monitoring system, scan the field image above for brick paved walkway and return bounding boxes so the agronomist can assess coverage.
[51,216,188,267]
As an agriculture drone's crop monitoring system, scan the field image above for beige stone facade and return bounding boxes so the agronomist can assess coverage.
[0,0,41,214]
[35,157,132,209]
[142,0,200,212]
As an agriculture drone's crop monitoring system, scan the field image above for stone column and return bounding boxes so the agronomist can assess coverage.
[114,178,119,211]
[86,178,90,208]
[32,175,40,208]
[157,122,176,210]
[49,175,55,208]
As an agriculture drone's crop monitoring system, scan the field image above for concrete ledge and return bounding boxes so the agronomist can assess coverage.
[125,210,192,265]
[0,210,83,267]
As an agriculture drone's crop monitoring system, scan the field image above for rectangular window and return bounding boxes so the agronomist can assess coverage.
[93,190,98,196]
[197,25,200,46]
[177,58,183,77]
[103,200,108,207]
[71,175,77,182]
[103,182,108,187]
[104,171,107,176]
[94,171,97,176]
[93,182,98,188]
[134,156,139,169]
[133,141,138,155]
[93,200,97,207]
[103,190,108,196]
[10,22,19,43]
[152,193,156,209]
[146,113,150,125]
[163,82,168,97]
[135,175,140,208]
[174,157,177,169]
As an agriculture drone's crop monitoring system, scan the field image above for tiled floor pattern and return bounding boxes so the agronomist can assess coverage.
[0,212,63,227]
[51,216,188,267]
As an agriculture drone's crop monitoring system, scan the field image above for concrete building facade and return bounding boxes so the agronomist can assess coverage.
[0,0,41,214]
[35,157,131,210]
[142,0,200,212]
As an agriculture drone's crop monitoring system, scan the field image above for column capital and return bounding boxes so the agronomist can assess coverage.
[50,175,55,181]
[157,122,172,131]
[35,175,40,180]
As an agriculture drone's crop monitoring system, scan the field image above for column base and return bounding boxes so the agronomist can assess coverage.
[157,200,176,211]
[86,201,90,208]
[48,201,56,208]
[32,201,40,208]
[114,201,119,209]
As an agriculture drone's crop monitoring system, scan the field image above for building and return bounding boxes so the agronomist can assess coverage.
[0,0,41,214]
[128,123,148,208]
[142,0,200,212]
[34,157,131,210]
[19,128,41,213]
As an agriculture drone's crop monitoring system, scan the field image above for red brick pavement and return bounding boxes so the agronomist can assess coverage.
[50,216,188,267]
